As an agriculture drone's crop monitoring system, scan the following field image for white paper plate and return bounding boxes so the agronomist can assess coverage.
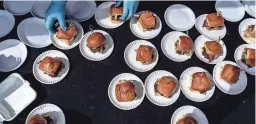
[79,30,114,61]
[194,35,227,64]
[95,2,124,29]
[238,18,256,44]
[179,67,215,102]
[66,1,96,22]
[0,39,27,72]
[234,44,256,75]
[51,20,84,50]
[0,10,15,38]
[31,1,51,19]
[17,17,52,48]
[145,70,180,106]
[244,0,256,18]
[124,40,159,72]
[171,105,209,124]
[25,103,65,124]
[33,50,70,84]
[3,1,35,15]
[164,4,195,31]
[195,14,227,40]
[161,31,193,62]
[130,11,162,39]
[108,73,145,110]
[215,0,245,22]
[213,61,247,95]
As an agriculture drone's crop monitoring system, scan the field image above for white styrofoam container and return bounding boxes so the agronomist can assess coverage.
[0,73,37,123]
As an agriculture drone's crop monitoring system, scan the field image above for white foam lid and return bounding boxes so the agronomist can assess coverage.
[0,73,37,122]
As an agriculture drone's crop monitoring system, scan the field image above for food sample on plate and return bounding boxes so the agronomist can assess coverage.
[115,80,137,102]
[242,48,255,68]
[175,36,193,56]
[109,4,123,23]
[243,25,256,43]
[87,32,105,53]
[202,41,223,62]
[136,45,154,64]
[27,114,54,124]
[56,23,77,46]
[177,115,198,124]
[138,11,156,31]
[191,72,211,94]
[221,64,240,84]
[203,12,224,30]
[154,76,176,98]
[39,56,64,77]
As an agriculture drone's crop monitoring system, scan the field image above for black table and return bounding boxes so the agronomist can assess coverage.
[0,1,255,124]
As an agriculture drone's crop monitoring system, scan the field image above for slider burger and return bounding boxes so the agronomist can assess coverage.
[221,64,240,84]
[191,72,211,93]
[28,114,54,124]
[109,4,123,23]
[39,56,64,77]
[138,11,156,31]
[203,12,224,30]
[154,76,176,98]
[56,24,77,46]
[202,41,223,62]
[115,80,136,102]
[242,48,256,67]
[243,25,256,42]
[136,45,154,64]
[175,36,193,56]
[177,116,198,124]
[87,32,105,53]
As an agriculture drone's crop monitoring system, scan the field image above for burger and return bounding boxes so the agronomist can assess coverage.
[115,80,136,102]
[243,25,256,43]
[202,41,223,62]
[56,23,77,46]
[87,32,105,53]
[203,12,224,30]
[242,48,255,67]
[136,45,154,64]
[191,72,211,93]
[177,116,198,124]
[138,11,156,31]
[27,114,54,124]
[221,64,240,84]
[39,56,64,77]
[109,4,123,23]
[175,36,193,56]
[154,76,176,98]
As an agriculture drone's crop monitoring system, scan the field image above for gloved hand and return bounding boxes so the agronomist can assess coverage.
[115,0,139,21]
[45,1,67,34]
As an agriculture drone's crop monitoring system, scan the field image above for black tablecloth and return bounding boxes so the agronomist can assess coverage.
[0,1,255,124]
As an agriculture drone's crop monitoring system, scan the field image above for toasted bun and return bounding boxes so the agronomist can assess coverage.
[155,76,176,97]
[244,48,256,67]
[115,81,136,102]
[56,24,77,46]
[136,45,154,63]
[39,57,61,74]
[177,36,193,51]
[138,11,156,30]
[221,64,240,84]
[87,32,105,48]
[191,72,211,93]
[177,116,197,124]
[204,41,222,56]
[207,12,224,28]
[110,4,123,15]
[28,115,47,124]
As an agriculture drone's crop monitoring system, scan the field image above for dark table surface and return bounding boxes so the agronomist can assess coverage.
[0,1,255,124]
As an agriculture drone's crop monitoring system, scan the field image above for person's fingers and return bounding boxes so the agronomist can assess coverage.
[45,16,56,34]
[126,9,134,21]
[115,0,122,7]
[57,14,67,31]
[121,3,129,21]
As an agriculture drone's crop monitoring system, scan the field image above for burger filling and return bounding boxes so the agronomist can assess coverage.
[242,48,255,68]
[43,62,64,77]
[203,19,224,30]
[202,47,217,62]
[111,14,122,21]
[42,114,54,124]
[90,45,105,53]
[175,40,191,55]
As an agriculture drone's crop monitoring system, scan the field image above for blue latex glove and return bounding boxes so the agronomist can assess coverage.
[115,0,139,21]
[45,1,67,34]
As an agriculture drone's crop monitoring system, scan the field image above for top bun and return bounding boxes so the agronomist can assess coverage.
[207,12,224,28]
[138,11,156,30]
[87,32,105,48]
[110,4,123,16]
